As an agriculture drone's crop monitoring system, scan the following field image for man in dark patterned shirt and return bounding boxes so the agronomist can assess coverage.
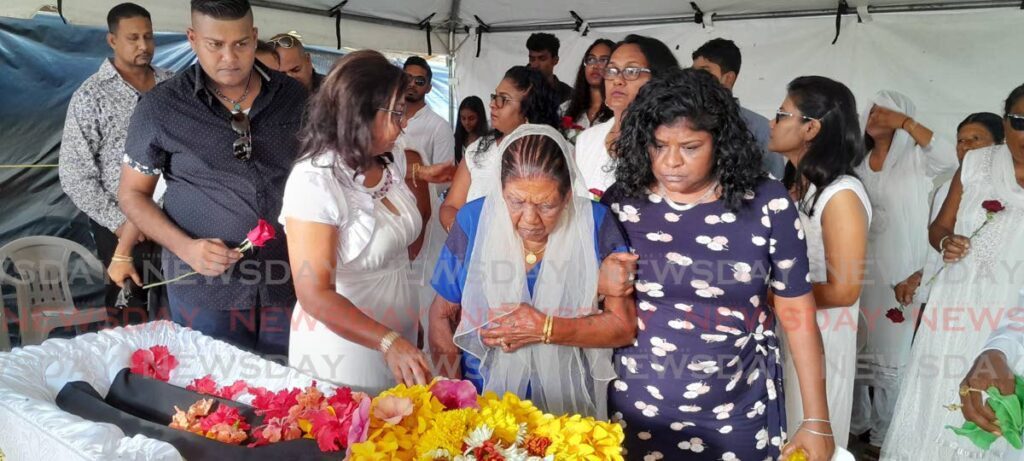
[58,3,173,310]
[119,0,306,356]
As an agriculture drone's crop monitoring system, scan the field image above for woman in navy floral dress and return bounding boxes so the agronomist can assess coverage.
[603,68,835,461]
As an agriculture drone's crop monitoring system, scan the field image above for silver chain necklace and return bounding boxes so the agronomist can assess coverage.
[211,71,253,113]
[659,180,719,211]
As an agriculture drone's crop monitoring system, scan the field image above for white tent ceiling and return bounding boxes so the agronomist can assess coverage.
[0,0,1017,52]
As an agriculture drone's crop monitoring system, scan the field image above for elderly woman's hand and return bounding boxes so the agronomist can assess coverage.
[941,234,971,263]
[480,303,546,353]
[960,349,1016,435]
[598,252,639,298]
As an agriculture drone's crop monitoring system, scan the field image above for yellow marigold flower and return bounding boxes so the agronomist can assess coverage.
[349,429,400,461]
[476,402,522,445]
[414,408,477,460]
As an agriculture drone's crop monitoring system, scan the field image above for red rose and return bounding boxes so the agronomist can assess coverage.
[561,116,575,130]
[885,307,905,323]
[982,200,1005,213]
[246,219,276,248]
[130,345,178,382]
[589,188,604,199]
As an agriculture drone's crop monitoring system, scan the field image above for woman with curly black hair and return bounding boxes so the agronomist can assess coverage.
[602,68,835,461]
[439,66,561,231]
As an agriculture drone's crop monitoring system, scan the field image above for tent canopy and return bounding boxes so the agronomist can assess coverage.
[0,0,1016,53]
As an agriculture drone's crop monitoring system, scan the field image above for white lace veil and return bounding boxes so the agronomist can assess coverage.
[453,123,615,418]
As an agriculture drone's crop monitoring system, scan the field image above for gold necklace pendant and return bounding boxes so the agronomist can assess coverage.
[525,252,538,265]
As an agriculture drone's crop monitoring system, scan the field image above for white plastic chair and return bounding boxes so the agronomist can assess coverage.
[0,236,108,346]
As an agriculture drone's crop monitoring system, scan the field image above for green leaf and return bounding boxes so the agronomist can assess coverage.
[948,422,1000,450]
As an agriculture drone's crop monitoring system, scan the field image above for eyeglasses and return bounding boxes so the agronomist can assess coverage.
[490,93,518,109]
[583,55,610,68]
[378,107,405,123]
[775,110,819,124]
[603,66,651,81]
[409,75,428,87]
[230,111,252,161]
[1009,114,1024,131]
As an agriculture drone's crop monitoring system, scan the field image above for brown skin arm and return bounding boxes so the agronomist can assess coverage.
[428,293,463,378]
[812,189,869,308]
[439,160,472,232]
[479,294,637,352]
[404,149,432,260]
[929,168,971,262]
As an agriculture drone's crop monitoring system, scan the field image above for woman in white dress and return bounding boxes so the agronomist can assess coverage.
[768,76,871,449]
[850,90,959,453]
[893,113,1005,308]
[439,66,561,232]
[280,50,432,394]
[883,84,1024,461]
[574,34,678,197]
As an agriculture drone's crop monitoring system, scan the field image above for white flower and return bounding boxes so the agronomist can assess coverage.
[691,279,710,290]
[751,235,767,246]
[712,402,735,420]
[638,300,658,312]
[647,385,665,400]
[748,401,767,419]
[618,205,641,223]
[651,336,678,352]
[666,252,693,266]
[664,212,681,223]
[634,400,648,410]
[750,295,760,307]
[670,421,695,431]
[641,403,660,417]
[701,333,727,343]
[734,335,751,349]
[677,437,706,453]
[767,379,778,400]
[613,380,629,391]
[715,325,742,335]
[746,368,761,385]
[755,427,770,449]
[683,381,711,399]
[733,262,753,283]
[646,231,674,243]
[668,319,694,330]
[719,425,734,434]
[770,280,787,291]
[636,281,664,294]
[650,362,666,372]
[722,451,739,460]
[696,285,725,299]
[675,303,693,312]
[678,405,702,413]
[638,317,646,332]
[762,215,772,228]
[648,193,663,204]
[768,198,790,212]
[687,360,719,374]
[621,356,639,374]
[464,425,494,450]
[638,431,653,440]
[705,215,722,224]
[643,452,664,461]
[727,354,742,367]
[726,370,742,391]
[721,212,737,223]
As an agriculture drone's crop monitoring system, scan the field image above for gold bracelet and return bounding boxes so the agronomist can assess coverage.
[543,315,554,344]
[411,163,420,188]
[379,330,401,354]
[111,255,133,263]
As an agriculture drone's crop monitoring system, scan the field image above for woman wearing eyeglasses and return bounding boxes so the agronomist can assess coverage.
[883,84,1024,461]
[768,76,870,450]
[561,38,615,130]
[574,35,679,198]
[439,66,560,232]
[847,90,959,454]
[280,50,432,394]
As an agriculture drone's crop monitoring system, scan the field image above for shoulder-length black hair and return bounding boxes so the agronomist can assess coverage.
[454,95,488,163]
[564,38,615,125]
[613,67,764,212]
[297,49,408,179]
[617,34,680,76]
[473,65,560,160]
[781,76,864,216]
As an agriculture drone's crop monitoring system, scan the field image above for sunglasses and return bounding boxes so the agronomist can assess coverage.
[230,111,252,161]
[775,110,818,124]
[603,66,651,81]
[1009,114,1024,131]
[490,93,518,109]
[409,76,428,87]
[583,55,610,68]
[269,33,300,49]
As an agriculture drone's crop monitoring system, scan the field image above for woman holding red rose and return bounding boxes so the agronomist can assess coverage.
[884,84,1024,461]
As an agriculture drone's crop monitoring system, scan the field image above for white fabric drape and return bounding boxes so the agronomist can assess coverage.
[453,123,614,418]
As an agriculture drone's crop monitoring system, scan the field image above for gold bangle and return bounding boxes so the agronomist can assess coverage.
[411,163,420,188]
[379,330,401,354]
[111,255,133,263]
[543,315,554,344]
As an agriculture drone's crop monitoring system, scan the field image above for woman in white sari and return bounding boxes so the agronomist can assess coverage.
[850,90,958,453]
[428,124,637,418]
[884,84,1024,461]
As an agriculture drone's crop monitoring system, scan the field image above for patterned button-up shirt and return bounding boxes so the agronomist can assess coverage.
[123,63,307,311]
[58,58,174,232]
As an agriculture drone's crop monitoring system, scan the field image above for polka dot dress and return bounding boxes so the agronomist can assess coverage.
[603,179,812,461]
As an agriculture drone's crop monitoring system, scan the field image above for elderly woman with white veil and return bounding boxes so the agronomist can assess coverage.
[428,123,638,418]
[850,90,958,454]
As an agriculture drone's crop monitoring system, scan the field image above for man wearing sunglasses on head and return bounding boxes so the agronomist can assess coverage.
[269,32,323,93]
[119,0,307,357]
[692,38,787,180]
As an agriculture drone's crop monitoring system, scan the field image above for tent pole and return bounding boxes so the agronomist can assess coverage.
[447,0,461,126]
[455,0,1017,33]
